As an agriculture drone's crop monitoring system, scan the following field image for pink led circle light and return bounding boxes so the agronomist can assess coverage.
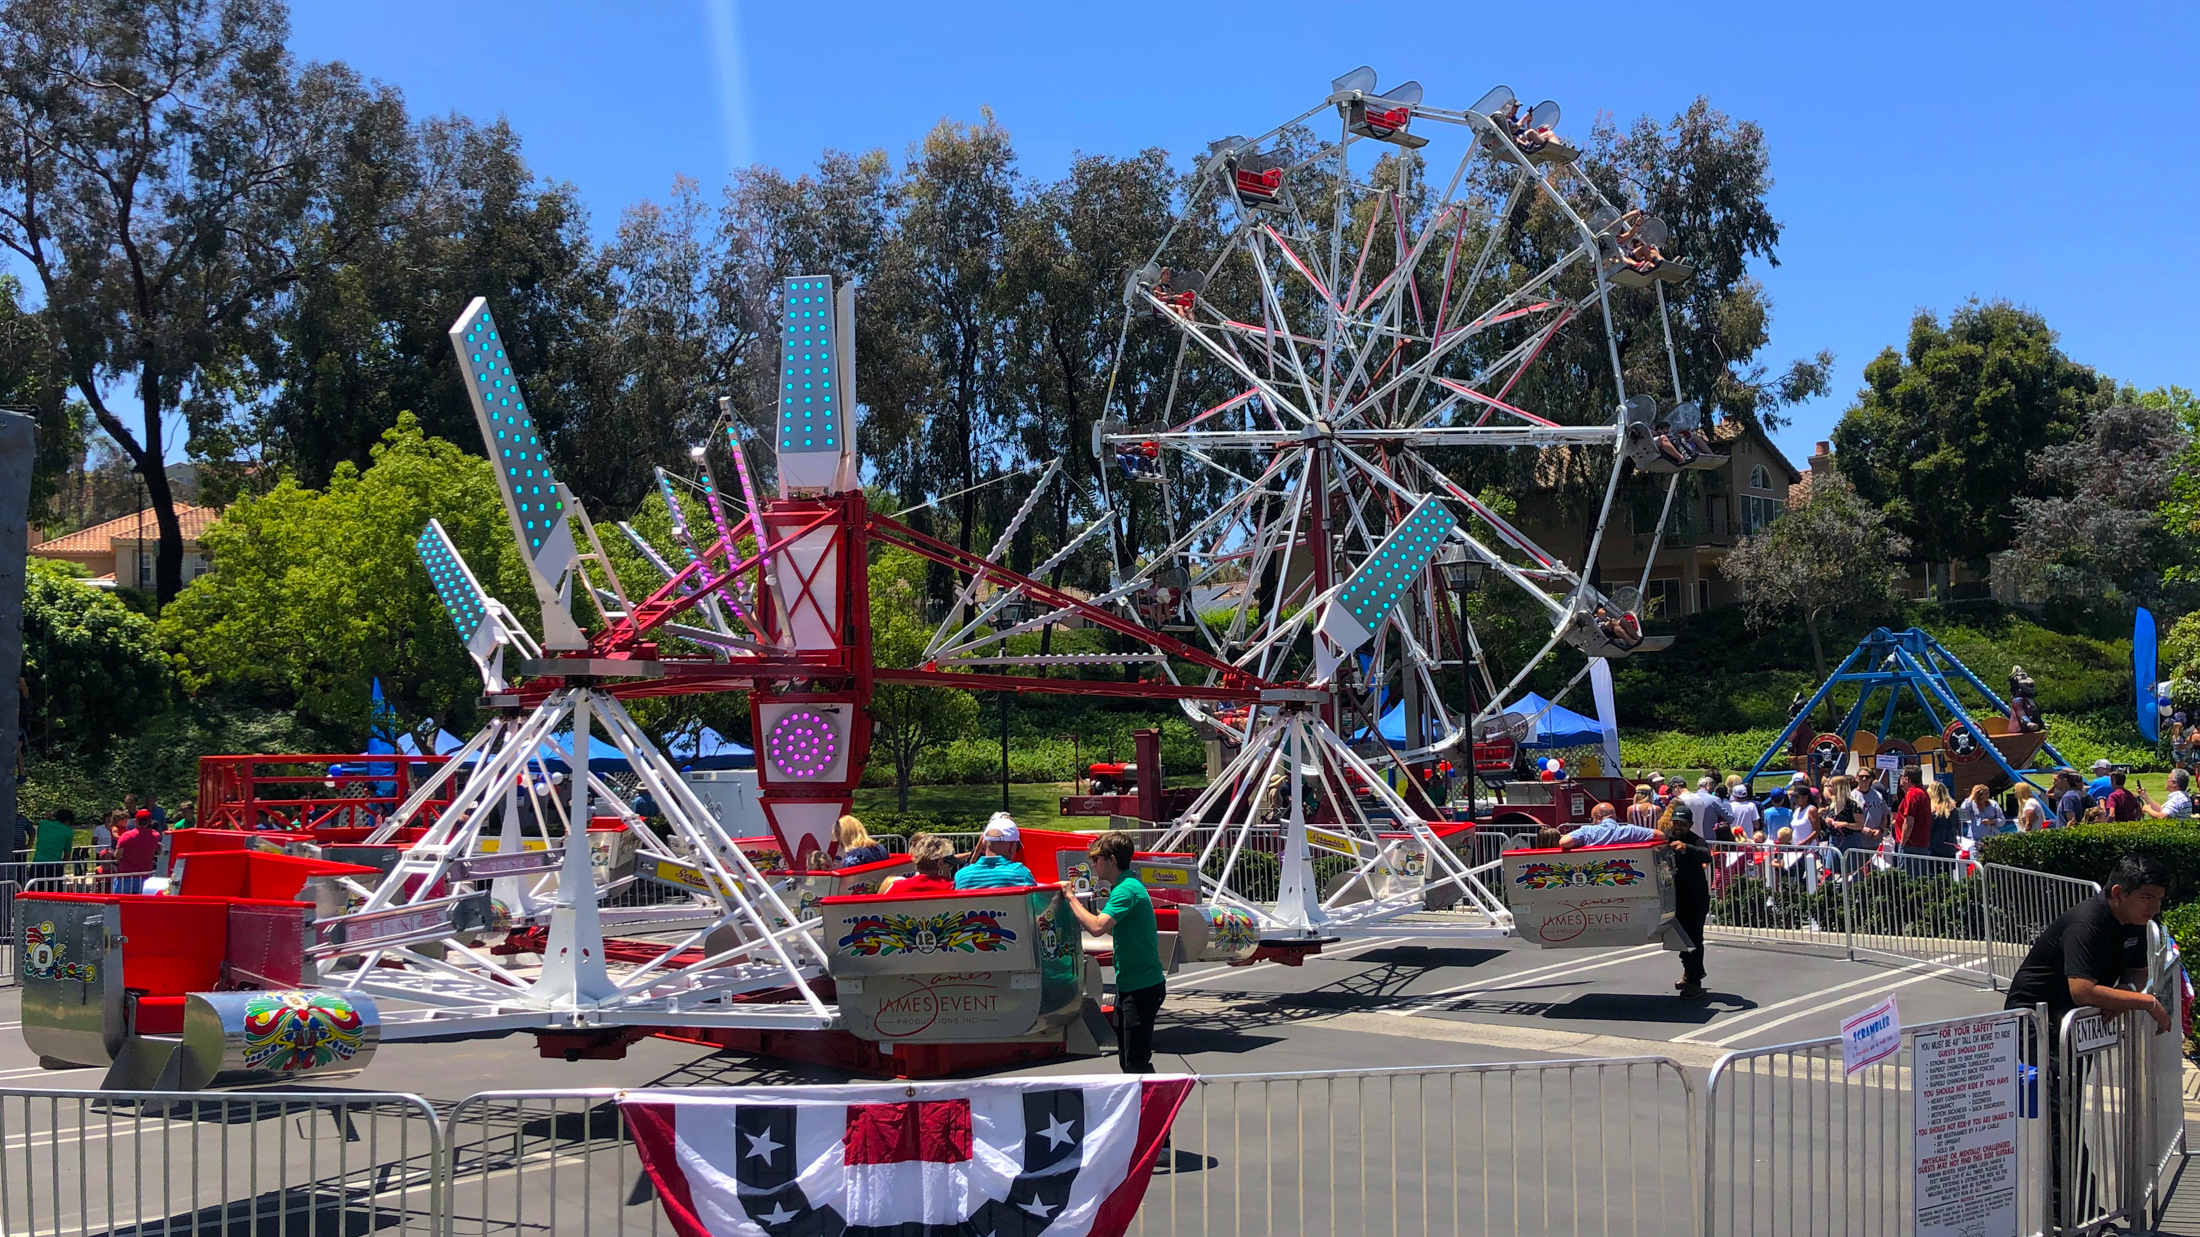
[767,709,838,779]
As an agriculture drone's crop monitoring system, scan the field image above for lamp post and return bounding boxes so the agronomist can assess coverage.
[1436,544,1485,823]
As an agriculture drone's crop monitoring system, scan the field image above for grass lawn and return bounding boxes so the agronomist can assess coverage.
[853,781,1078,823]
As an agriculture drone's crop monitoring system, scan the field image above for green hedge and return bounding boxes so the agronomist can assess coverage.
[1978,823,2200,899]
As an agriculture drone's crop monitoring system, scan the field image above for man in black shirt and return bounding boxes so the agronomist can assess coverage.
[2003,853,2170,1227]
[2002,853,2170,1034]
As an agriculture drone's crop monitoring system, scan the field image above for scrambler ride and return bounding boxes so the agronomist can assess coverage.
[24,67,1709,1088]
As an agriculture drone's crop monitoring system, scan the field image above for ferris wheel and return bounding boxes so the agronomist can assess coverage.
[1091,68,1716,765]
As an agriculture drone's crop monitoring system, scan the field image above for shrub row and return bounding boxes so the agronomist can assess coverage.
[1978,822,2200,899]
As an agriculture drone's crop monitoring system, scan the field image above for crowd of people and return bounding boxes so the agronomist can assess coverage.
[7,791,194,886]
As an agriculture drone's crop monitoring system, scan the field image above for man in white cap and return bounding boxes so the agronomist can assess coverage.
[953,812,1038,889]
[2087,759,2115,802]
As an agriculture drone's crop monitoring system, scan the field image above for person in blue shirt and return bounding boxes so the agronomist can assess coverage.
[952,814,1037,889]
[2087,759,2114,802]
[1761,789,1794,839]
[1556,807,1661,850]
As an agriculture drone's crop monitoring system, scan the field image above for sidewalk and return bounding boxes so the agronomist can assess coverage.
[2152,1060,2200,1234]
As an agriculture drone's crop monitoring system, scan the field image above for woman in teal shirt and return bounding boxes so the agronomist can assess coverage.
[1067,830,1165,1073]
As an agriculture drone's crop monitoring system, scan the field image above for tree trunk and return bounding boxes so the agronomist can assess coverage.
[1804,608,1828,680]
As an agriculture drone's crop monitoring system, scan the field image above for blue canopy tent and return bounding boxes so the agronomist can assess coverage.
[1352,693,1600,749]
[1503,693,1604,750]
[669,726,754,771]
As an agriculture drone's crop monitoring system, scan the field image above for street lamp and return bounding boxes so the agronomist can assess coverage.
[1435,542,1484,823]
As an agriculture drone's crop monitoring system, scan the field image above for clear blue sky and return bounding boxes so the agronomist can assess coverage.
[288,0,2198,468]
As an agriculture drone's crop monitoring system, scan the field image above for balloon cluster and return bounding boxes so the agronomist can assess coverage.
[1538,756,1565,782]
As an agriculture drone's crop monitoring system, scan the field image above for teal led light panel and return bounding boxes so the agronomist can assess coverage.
[778,276,840,454]
[458,304,565,560]
[1334,497,1458,631]
[417,522,490,643]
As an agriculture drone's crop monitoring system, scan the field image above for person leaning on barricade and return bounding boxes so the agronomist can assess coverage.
[2003,853,2172,1226]
[2003,853,2170,1033]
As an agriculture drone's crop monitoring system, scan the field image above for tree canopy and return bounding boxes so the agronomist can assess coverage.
[160,413,531,745]
[21,558,172,751]
[1831,300,2110,571]
[1720,474,1910,676]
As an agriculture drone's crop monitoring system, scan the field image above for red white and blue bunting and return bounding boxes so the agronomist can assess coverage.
[622,1075,1192,1236]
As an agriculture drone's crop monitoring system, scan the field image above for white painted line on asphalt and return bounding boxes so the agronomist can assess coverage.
[1389,945,1666,1016]
[1701,960,1973,1048]
[0,1064,98,1081]
[1166,934,1410,989]
[1669,951,1969,1044]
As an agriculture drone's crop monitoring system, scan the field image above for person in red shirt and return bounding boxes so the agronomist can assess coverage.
[109,809,164,893]
[879,833,957,894]
[2105,771,2143,822]
[1894,766,1935,873]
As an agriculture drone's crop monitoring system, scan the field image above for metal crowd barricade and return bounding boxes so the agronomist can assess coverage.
[444,1060,1696,1237]
[2053,924,2190,1235]
[1702,1007,2052,1237]
[1985,864,2103,987]
[0,1086,445,1234]
[1706,842,2100,989]
[22,869,161,897]
[1136,1059,1697,1236]
[0,880,17,986]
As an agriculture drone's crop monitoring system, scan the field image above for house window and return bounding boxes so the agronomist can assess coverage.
[1643,578,1681,618]
[1748,465,1771,491]
[136,553,152,590]
[1695,579,1711,613]
[1741,494,1782,534]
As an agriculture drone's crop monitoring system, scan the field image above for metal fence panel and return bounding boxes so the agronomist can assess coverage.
[1984,865,2100,987]
[444,1090,661,1237]
[0,1087,445,1235]
[1135,1059,1698,1237]
[1707,843,2102,991]
[1703,1008,2051,1237]
[0,880,17,987]
[448,1060,1696,1237]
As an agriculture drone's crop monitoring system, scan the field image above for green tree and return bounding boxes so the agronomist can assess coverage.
[160,414,530,745]
[0,0,385,602]
[20,558,172,752]
[0,274,79,521]
[1720,474,1910,677]
[1831,301,2109,586]
[865,547,977,808]
[249,113,611,502]
[2004,397,2192,611]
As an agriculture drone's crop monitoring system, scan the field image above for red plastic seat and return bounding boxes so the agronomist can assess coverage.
[133,995,187,1035]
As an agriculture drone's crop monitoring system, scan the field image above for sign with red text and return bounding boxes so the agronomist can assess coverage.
[1840,995,1902,1076]
[1912,1017,2020,1237]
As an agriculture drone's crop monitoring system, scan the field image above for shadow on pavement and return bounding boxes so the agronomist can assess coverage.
[1540,990,1756,1025]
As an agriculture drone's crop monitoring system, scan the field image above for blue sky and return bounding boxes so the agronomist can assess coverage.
[287,0,2197,468]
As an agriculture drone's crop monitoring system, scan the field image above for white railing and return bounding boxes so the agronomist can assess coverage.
[0,1087,445,1235]
[1134,1058,1697,1236]
[1702,1007,2053,1237]
[2052,924,2189,1234]
[1704,842,2099,988]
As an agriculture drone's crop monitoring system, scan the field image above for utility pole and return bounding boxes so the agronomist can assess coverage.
[0,411,35,838]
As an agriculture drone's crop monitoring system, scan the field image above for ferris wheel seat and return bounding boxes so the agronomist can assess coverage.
[1683,450,1729,472]
[1528,137,1579,165]
[1623,423,1684,474]
[1654,259,1695,284]
[1605,262,1658,289]
[1346,101,1429,148]
[1562,611,1671,658]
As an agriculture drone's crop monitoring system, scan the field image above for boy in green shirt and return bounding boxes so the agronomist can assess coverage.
[1068,830,1165,1073]
[33,808,76,874]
